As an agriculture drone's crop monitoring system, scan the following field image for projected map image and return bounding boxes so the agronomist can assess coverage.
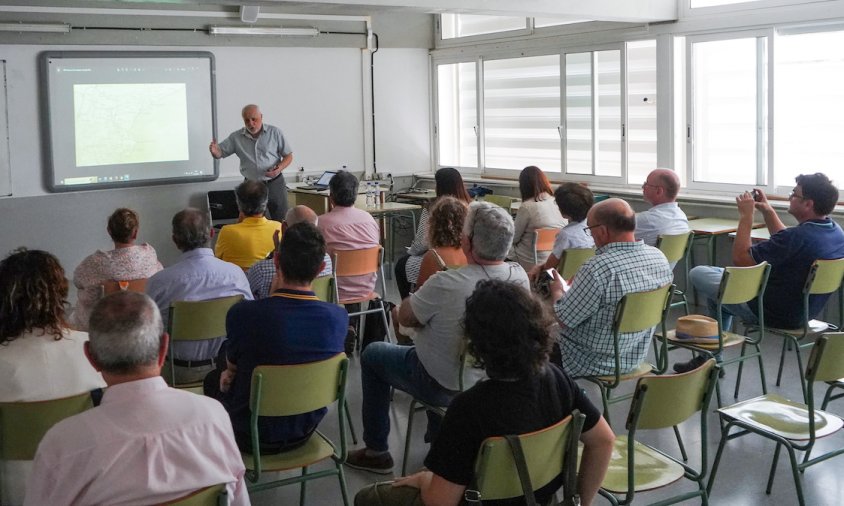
[74,83,190,167]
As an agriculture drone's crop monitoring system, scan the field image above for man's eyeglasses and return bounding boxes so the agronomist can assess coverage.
[584,224,603,237]
[788,191,806,201]
[642,183,663,190]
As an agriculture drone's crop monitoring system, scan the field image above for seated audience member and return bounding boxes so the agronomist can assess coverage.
[146,208,252,384]
[0,249,105,506]
[318,170,381,301]
[69,208,162,330]
[395,167,472,299]
[355,280,614,506]
[510,166,566,270]
[346,201,530,474]
[676,172,844,372]
[205,222,347,453]
[415,196,469,289]
[24,292,248,505]
[551,198,672,377]
[215,180,282,270]
[635,168,689,247]
[529,182,595,280]
[247,205,332,299]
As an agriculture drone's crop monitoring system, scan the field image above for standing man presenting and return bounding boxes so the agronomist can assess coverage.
[210,104,293,221]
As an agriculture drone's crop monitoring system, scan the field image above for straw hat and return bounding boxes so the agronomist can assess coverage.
[675,315,719,342]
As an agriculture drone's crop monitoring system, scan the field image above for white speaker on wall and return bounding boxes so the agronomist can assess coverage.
[240,5,260,24]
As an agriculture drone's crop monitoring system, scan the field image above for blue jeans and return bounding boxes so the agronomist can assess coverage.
[689,265,759,331]
[361,342,457,452]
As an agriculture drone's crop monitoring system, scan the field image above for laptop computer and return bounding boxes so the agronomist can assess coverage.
[300,170,337,191]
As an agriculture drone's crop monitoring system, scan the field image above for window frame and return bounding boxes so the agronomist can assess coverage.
[680,0,833,18]
[432,57,482,175]
[684,29,773,195]
[436,14,531,47]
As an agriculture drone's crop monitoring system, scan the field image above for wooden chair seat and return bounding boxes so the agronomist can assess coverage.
[596,362,653,383]
[601,436,685,493]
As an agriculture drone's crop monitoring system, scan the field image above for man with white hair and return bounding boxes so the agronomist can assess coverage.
[346,201,530,474]
[246,205,333,299]
[635,168,689,247]
[210,104,293,220]
[25,292,248,505]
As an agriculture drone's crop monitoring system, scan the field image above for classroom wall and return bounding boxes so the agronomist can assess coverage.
[0,43,431,286]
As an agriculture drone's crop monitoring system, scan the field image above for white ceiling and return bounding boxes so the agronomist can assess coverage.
[0,0,678,23]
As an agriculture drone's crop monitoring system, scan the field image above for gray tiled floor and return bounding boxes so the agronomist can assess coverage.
[249,222,844,505]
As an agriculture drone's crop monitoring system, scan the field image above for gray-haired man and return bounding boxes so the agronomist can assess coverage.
[25,292,248,505]
[346,201,530,473]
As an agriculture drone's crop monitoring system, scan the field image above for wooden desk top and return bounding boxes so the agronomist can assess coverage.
[396,190,437,202]
[688,218,764,235]
[358,202,421,215]
[728,228,771,242]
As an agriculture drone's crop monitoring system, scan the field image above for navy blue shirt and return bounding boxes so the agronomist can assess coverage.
[225,288,347,446]
[750,219,844,328]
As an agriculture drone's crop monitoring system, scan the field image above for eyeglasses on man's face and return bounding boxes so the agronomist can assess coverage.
[788,190,806,201]
[584,224,604,237]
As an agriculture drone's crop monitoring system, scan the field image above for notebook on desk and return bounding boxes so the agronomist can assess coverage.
[299,170,337,191]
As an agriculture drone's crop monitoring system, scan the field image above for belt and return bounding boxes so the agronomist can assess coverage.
[172,358,215,368]
[266,172,285,183]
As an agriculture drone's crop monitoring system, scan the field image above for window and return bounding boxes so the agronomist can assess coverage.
[564,49,621,177]
[534,18,591,29]
[690,0,765,7]
[689,36,766,186]
[441,14,527,40]
[483,55,560,171]
[626,40,658,185]
[774,29,844,187]
[436,62,478,168]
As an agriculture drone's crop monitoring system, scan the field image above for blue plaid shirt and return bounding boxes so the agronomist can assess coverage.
[555,241,672,377]
[246,254,333,299]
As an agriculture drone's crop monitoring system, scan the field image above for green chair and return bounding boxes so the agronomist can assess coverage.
[166,295,244,392]
[312,274,357,446]
[765,258,844,403]
[483,194,517,212]
[242,353,351,505]
[707,333,844,506]
[164,484,226,506]
[665,262,770,406]
[312,275,335,304]
[583,283,673,422]
[599,359,719,506]
[470,412,585,506]
[0,391,95,462]
[332,246,392,350]
[533,227,560,266]
[656,232,694,314]
[556,247,595,280]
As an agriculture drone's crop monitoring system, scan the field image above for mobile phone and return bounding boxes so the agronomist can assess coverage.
[752,189,762,202]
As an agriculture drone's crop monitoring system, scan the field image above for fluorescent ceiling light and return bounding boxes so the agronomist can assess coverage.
[208,26,318,37]
[0,22,70,33]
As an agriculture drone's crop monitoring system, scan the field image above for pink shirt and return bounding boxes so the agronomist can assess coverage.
[318,205,381,301]
[25,377,249,506]
[70,244,163,331]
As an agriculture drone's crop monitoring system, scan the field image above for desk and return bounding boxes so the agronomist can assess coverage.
[688,218,765,266]
[396,190,437,206]
[728,228,771,242]
[360,202,421,278]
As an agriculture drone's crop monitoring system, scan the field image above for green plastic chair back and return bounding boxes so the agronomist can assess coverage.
[250,353,347,417]
[473,412,584,502]
[483,194,515,211]
[168,295,244,341]
[0,391,94,460]
[807,333,844,383]
[164,484,226,506]
[807,258,844,295]
[557,247,596,280]
[656,232,693,264]
[630,359,716,430]
[719,262,770,305]
[312,275,335,303]
[614,284,672,334]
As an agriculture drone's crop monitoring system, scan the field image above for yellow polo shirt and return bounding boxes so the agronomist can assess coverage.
[214,216,282,270]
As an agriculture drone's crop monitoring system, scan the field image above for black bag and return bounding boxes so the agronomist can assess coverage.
[361,298,395,351]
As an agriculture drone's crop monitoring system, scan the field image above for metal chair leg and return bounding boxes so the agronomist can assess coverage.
[300,466,308,506]
[673,425,688,461]
[344,400,358,445]
[765,444,781,494]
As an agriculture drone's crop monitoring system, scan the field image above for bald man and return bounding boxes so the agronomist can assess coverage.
[635,168,689,247]
[210,104,293,220]
[246,205,333,299]
[549,198,673,377]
